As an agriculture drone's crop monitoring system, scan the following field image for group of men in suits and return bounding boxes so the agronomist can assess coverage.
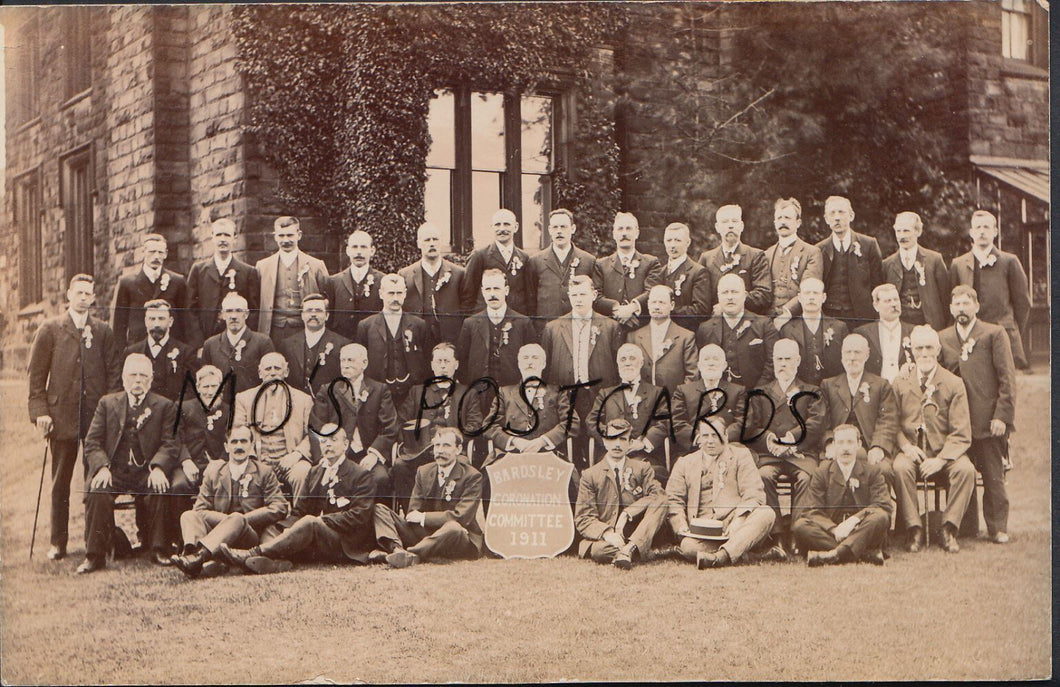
[26,199,1026,573]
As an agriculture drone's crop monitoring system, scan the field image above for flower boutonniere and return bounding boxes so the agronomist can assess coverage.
[363,273,375,298]
[225,268,237,290]
[510,255,523,276]
[569,256,581,271]
[159,273,171,292]
[660,339,674,356]
[403,328,415,353]
[135,406,153,431]
[720,253,740,273]
[823,327,835,347]
[435,271,451,291]
[167,347,180,373]
[620,466,635,492]
[980,254,998,268]
[628,394,642,420]
[901,336,912,352]
[708,391,722,412]
[859,382,871,404]
[715,459,728,492]
[206,409,222,431]
[914,261,926,286]
[239,473,253,499]
[960,338,976,362]
[501,321,513,346]
[626,258,641,279]
[534,389,546,411]
[734,320,751,338]
[298,263,311,285]
[589,325,600,347]
[849,477,860,491]
[443,479,457,502]
[851,241,863,258]
[358,387,370,403]
[923,383,937,402]
[234,339,247,362]
[319,341,334,366]
[673,273,686,296]
[82,324,94,349]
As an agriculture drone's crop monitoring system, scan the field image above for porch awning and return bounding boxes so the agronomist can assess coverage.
[970,155,1049,203]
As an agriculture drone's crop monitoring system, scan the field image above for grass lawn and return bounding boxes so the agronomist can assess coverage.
[0,375,1051,683]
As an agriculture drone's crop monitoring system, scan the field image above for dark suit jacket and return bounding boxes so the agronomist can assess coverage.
[574,457,663,547]
[949,248,1030,332]
[178,398,232,468]
[460,242,534,316]
[484,383,578,451]
[456,309,538,387]
[587,382,670,454]
[200,328,276,393]
[659,257,713,330]
[938,319,1016,439]
[528,244,597,320]
[287,456,376,559]
[801,458,893,527]
[398,259,467,345]
[193,458,288,531]
[28,314,122,441]
[410,460,484,551]
[322,267,385,341]
[254,250,329,334]
[820,372,899,455]
[185,256,260,348]
[627,320,697,392]
[698,243,773,315]
[747,379,825,469]
[541,313,624,389]
[883,247,950,330]
[311,376,399,463]
[763,238,823,317]
[84,391,181,481]
[276,328,352,397]
[854,320,914,379]
[670,378,754,450]
[355,312,431,387]
[124,336,199,401]
[695,313,777,389]
[779,317,848,386]
[111,268,191,350]
[891,366,971,461]
[591,251,663,325]
[399,381,486,450]
[815,232,885,324]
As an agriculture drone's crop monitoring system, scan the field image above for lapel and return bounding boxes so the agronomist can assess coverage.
[543,246,565,279]
[475,312,493,351]
[587,315,605,356]
[607,253,624,278]
[207,259,225,286]
[412,263,426,303]
[731,314,751,340]
[829,460,848,496]
[488,242,510,269]
[838,376,855,415]
[688,451,704,518]
[262,253,279,303]
[60,315,81,343]
[341,268,358,300]
[117,393,131,436]
[558,315,574,359]
[654,321,678,361]
[216,462,234,512]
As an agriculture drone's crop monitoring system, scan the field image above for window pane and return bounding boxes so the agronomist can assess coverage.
[427,89,455,169]
[471,171,501,249]
[1029,230,1049,305]
[521,95,554,175]
[1002,12,1012,57]
[521,173,551,251]
[471,92,506,172]
[1010,12,1029,60]
[424,168,453,246]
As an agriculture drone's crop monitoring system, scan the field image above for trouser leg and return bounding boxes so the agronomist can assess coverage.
[722,508,776,562]
[198,512,261,553]
[372,503,423,550]
[48,438,80,549]
[677,536,717,562]
[892,453,922,530]
[758,463,782,533]
[179,510,224,548]
[971,436,1009,535]
[789,465,813,523]
[588,539,619,564]
[626,500,667,556]
[166,470,198,549]
[138,493,169,551]
[792,514,838,553]
[84,490,116,560]
[258,515,342,561]
[408,520,478,561]
[840,510,890,559]
[941,455,976,531]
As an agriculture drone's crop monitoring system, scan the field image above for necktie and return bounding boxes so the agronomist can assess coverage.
[972,259,982,296]
[613,467,621,493]
[920,373,928,393]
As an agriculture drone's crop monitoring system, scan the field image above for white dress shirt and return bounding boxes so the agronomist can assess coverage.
[877,320,903,383]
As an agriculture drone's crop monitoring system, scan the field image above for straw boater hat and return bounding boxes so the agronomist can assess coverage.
[685,517,728,542]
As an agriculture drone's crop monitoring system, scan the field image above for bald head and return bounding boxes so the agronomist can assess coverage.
[491,209,518,245]
[258,352,289,383]
[840,333,870,377]
[717,273,747,316]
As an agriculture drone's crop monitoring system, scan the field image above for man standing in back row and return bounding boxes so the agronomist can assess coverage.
[698,205,772,317]
[816,196,885,329]
[256,216,329,342]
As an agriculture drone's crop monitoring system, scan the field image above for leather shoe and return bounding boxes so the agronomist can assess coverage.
[216,543,255,570]
[152,550,174,566]
[907,527,924,553]
[696,551,717,570]
[993,532,1010,544]
[942,525,960,554]
[386,548,420,569]
[46,545,66,561]
[367,549,388,565]
[76,557,105,574]
[198,560,228,579]
[245,556,294,575]
[172,550,209,579]
[760,543,788,563]
[807,548,841,567]
[612,548,634,571]
[860,550,886,566]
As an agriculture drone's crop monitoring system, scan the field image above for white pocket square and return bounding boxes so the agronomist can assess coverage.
[749,338,763,346]
[336,497,351,508]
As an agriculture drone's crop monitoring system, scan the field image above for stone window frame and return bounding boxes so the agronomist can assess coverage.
[62,6,93,103]
[1000,0,1049,71]
[425,84,572,254]
[14,168,44,308]
[8,16,40,128]
[59,144,96,284]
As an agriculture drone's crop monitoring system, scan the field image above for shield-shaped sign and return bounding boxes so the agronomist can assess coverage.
[484,451,575,559]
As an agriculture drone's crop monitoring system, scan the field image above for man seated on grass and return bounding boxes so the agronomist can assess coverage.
[574,418,667,570]
[216,424,376,574]
[666,416,774,569]
[792,424,892,566]
[370,426,484,568]
[171,425,288,579]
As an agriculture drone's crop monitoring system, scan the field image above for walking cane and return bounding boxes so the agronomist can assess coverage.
[917,400,938,548]
[29,442,51,560]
